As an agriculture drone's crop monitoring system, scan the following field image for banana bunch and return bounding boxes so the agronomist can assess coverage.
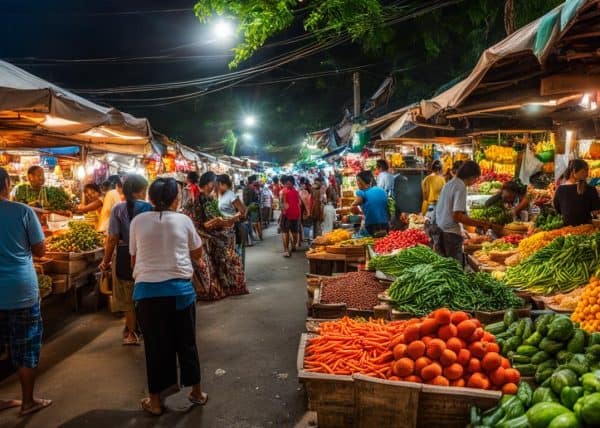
[484,145,517,164]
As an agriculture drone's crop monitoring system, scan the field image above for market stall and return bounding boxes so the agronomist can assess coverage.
[297,2,600,426]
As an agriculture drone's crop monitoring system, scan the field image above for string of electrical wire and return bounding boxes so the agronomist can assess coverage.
[70,0,459,107]
[100,63,381,103]
[73,0,457,97]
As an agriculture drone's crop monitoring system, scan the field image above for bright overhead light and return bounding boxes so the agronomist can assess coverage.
[214,19,234,40]
[76,165,86,180]
[580,93,591,108]
[242,132,253,141]
[244,115,256,127]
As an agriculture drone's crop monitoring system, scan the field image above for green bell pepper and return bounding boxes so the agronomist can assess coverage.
[560,386,584,410]
[557,350,574,365]
[517,381,533,408]
[578,392,600,426]
[567,329,586,354]
[495,414,529,428]
[588,332,600,347]
[547,316,575,342]
[526,402,570,428]
[550,369,579,396]
[532,386,559,405]
[566,354,589,376]
[547,411,581,428]
[581,372,600,393]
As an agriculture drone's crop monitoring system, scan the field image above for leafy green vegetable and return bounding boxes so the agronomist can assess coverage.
[470,202,513,225]
[367,245,441,276]
[386,258,522,315]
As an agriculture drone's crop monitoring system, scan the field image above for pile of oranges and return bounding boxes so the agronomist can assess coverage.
[389,308,520,393]
[572,277,600,332]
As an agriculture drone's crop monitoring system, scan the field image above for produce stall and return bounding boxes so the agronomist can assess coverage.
[306,229,367,275]
[375,137,473,215]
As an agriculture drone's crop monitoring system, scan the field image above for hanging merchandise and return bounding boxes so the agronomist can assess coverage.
[555,131,574,181]
[351,124,369,153]
[519,144,543,185]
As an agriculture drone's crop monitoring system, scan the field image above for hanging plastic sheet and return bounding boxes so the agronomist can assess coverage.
[519,144,543,185]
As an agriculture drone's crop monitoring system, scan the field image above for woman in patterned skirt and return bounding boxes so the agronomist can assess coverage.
[183,171,248,300]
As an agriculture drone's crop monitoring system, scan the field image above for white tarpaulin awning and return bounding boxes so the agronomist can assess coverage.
[0,60,157,155]
[420,0,588,119]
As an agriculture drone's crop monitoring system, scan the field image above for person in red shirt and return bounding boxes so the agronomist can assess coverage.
[270,176,282,199]
[279,176,301,257]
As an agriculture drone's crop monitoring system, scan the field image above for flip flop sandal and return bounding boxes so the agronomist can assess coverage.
[283,252,291,258]
[188,392,209,406]
[140,398,163,416]
[123,332,141,346]
[19,399,52,417]
[0,399,21,412]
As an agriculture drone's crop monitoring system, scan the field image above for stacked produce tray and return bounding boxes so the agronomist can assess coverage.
[45,248,103,294]
[297,333,501,428]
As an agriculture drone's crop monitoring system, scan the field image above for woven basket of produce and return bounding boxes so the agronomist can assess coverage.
[502,221,531,235]
[488,250,518,264]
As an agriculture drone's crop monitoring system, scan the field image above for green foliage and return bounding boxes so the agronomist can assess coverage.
[195,0,393,68]
[222,129,238,155]
[195,0,297,69]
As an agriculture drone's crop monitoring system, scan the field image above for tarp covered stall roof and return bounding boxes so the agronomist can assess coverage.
[0,60,156,155]
[419,0,595,122]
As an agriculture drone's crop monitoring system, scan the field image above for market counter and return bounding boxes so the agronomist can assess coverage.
[306,251,365,276]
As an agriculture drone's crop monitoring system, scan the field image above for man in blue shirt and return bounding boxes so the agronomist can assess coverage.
[352,170,390,236]
[0,167,52,416]
[375,159,395,196]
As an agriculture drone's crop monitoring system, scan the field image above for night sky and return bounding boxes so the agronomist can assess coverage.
[0,1,404,162]
[0,1,526,162]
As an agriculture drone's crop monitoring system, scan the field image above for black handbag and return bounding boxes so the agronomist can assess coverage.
[115,243,133,281]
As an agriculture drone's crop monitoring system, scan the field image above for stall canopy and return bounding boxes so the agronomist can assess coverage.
[419,0,598,127]
[0,60,159,155]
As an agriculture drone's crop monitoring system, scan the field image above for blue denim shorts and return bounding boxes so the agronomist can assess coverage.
[0,303,43,368]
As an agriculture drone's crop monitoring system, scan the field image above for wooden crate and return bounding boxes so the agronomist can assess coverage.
[312,284,377,319]
[45,258,89,275]
[417,384,500,428]
[49,274,69,294]
[326,245,366,257]
[353,374,420,428]
[46,248,103,261]
[297,334,355,428]
[312,287,347,319]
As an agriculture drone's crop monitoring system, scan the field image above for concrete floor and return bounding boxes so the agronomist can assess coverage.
[0,228,311,428]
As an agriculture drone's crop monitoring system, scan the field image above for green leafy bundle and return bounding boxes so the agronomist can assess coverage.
[386,258,523,315]
[367,245,441,277]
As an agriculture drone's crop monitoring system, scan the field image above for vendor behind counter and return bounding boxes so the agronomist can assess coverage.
[554,159,600,226]
[485,180,530,221]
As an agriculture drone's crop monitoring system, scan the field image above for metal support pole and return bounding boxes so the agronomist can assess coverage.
[353,72,360,118]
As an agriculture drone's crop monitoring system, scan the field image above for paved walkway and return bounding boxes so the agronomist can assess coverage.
[0,228,310,428]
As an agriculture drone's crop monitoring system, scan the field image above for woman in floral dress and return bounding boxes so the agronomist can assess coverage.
[184,171,248,300]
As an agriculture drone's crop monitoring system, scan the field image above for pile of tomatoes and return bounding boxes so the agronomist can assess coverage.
[374,229,430,254]
[500,234,523,245]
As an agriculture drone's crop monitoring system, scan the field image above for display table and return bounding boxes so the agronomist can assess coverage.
[306,251,365,276]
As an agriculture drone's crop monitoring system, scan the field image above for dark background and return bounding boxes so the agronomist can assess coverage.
[0,0,559,162]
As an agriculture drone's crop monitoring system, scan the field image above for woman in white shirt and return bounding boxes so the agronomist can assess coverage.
[97,175,123,233]
[129,177,207,415]
[216,174,248,262]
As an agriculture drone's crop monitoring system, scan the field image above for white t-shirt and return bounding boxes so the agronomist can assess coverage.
[435,177,467,235]
[98,189,121,233]
[218,190,238,218]
[129,211,202,283]
[321,203,336,233]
